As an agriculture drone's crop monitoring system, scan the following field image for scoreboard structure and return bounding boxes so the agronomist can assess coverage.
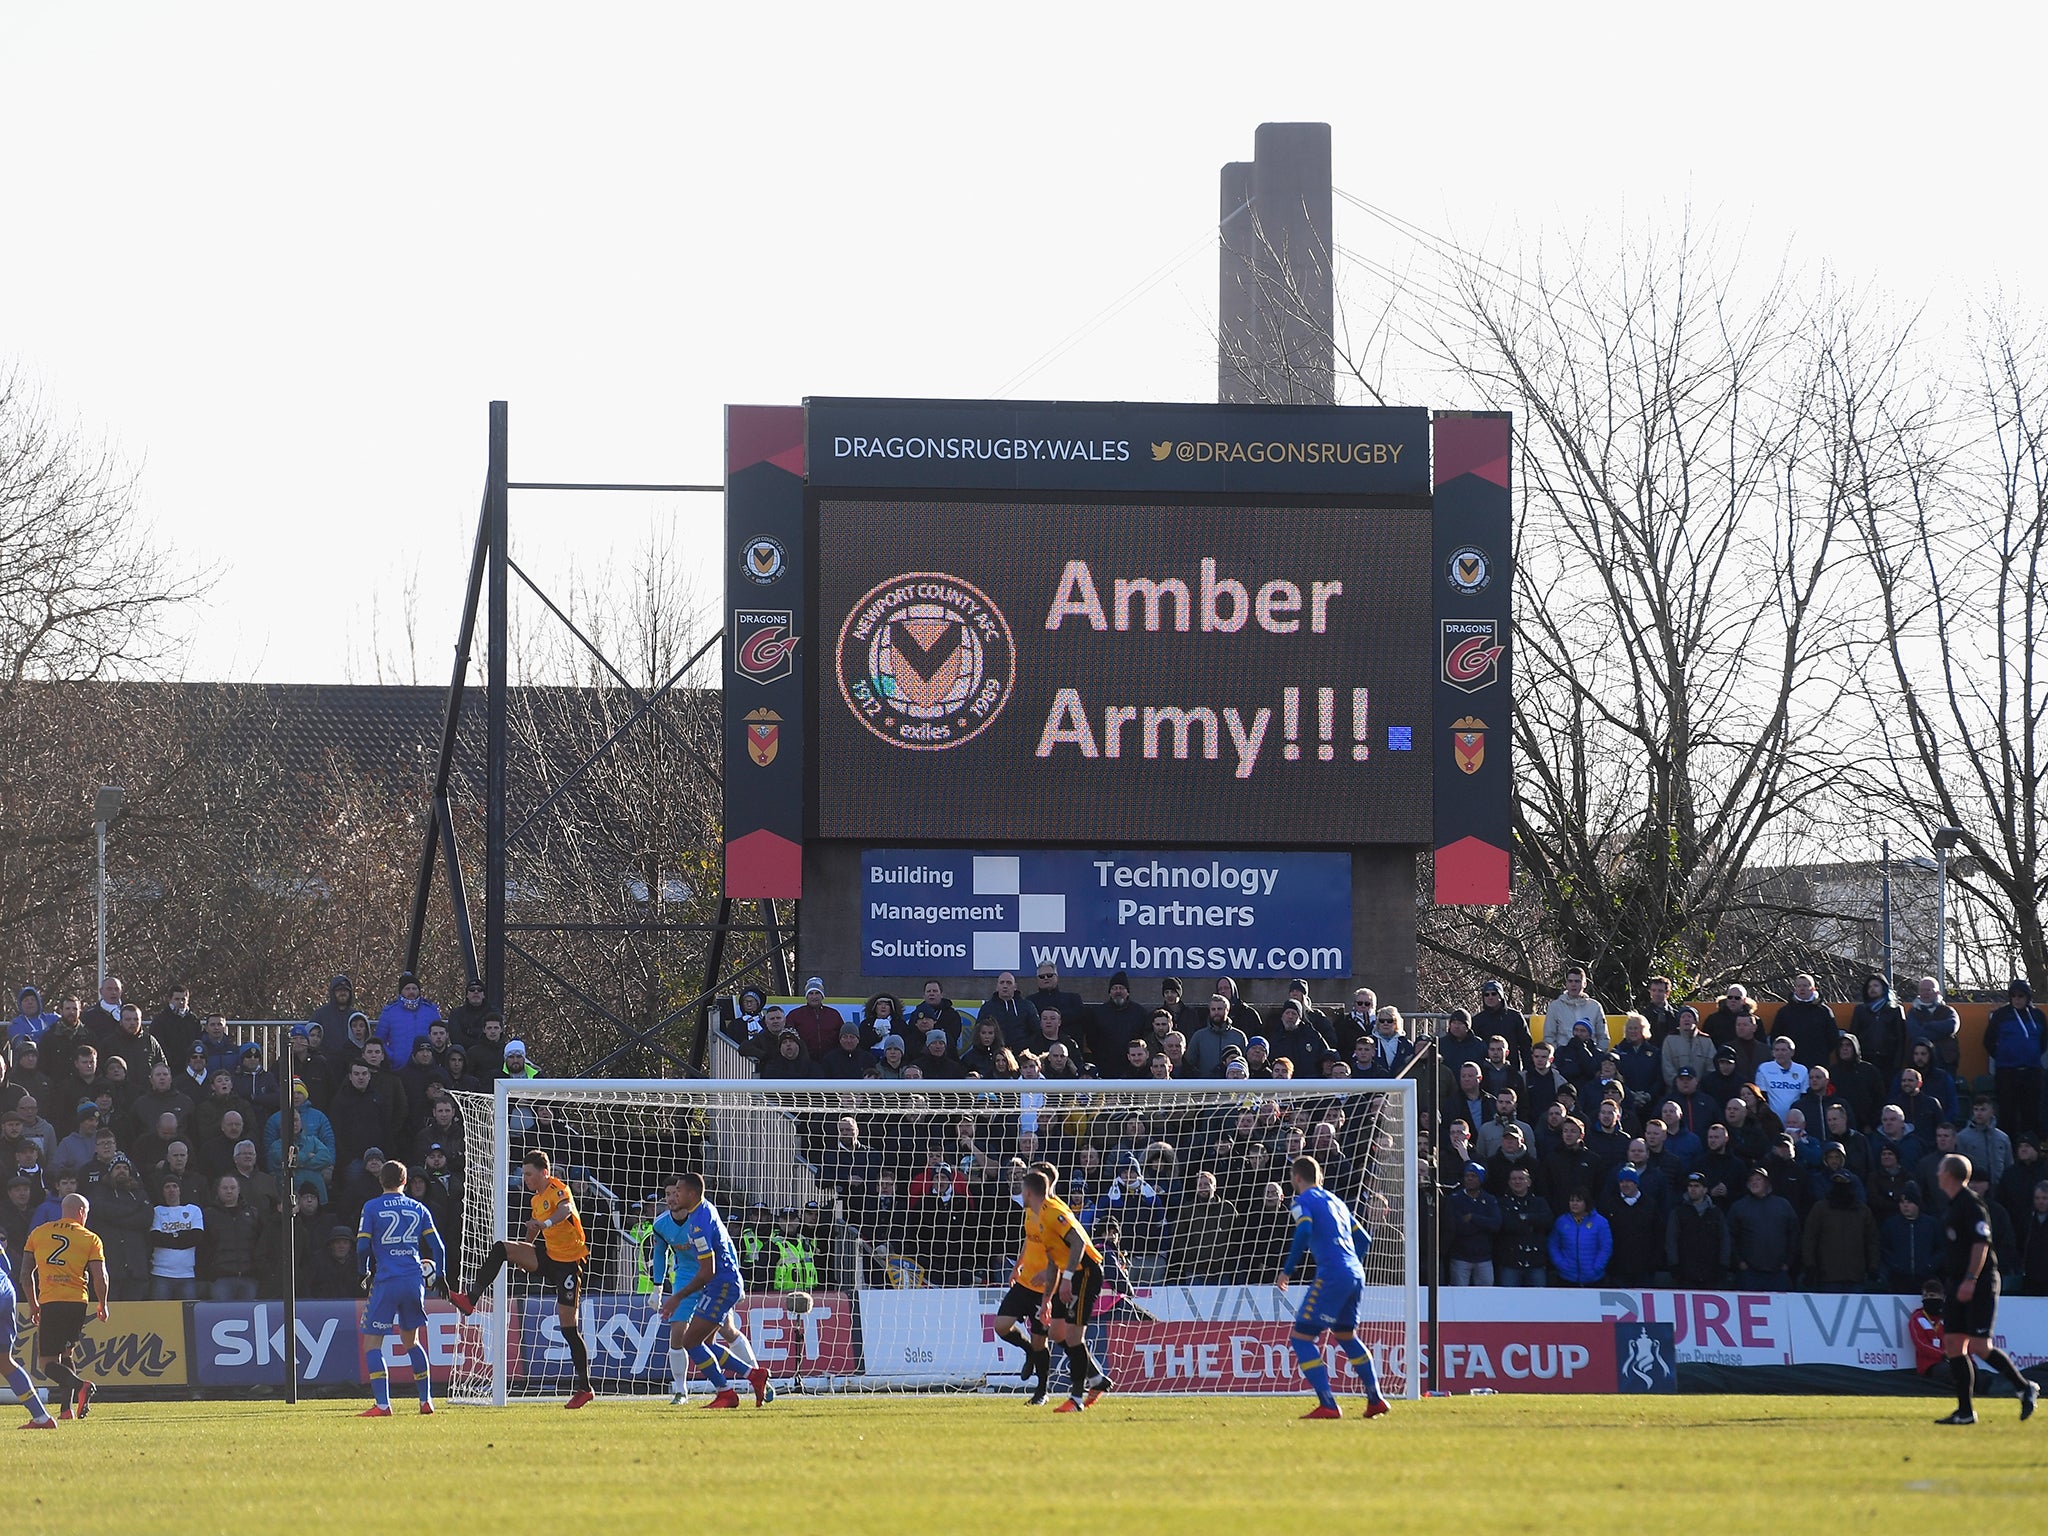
[722,398,1510,1004]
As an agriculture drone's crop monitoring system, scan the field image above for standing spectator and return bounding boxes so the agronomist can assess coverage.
[1956,1096,2015,1185]
[1547,1190,1611,1285]
[1169,1170,1238,1284]
[1880,1183,1944,1293]
[784,978,846,1060]
[0,1172,32,1255]
[818,1021,873,1080]
[1083,972,1147,1067]
[176,1040,214,1098]
[446,977,490,1044]
[195,1015,241,1079]
[1850,975,1907,1075]
[1435,1010,1486,1079]
[1728,1166,1801,1289]
[375,972,442,1063]
[977,972,1038,1049]
[1773,975,1840,1070]
[1477,1091,1534,1160]
[86,976,125,1039]
[1698,1123,1747,1208]
[265,1085,336,1200]
[51,1102,103,1179]
[1801,1171,1879,1291]
[1704,984,1758,1048]
[302,1223,360,1299]
[328,1060,388,1174]
[1754,1037,1809,1121]
[1602,1170,1663,1285]
[1636,976,1682,1045]
[104,1003,168,1081]
[148,1176,206,1299]
[909,979,964,1046]
[229,1141,280,1216]
[129,1062,196,1145]
[1493,1167,1552,1286]
[227,1043,278,1119]
[1213,976,1262,1037]
[1445,1161,1502,1284]
[10,986,57,1048]
[150,985,201,1065]
[1904,976,1961,1073]
[1998,1136,2043,1229]
[202,1174,265,1300]
[88,1156,153,1300]
[1474,981,1534,1071]
[1832,1035,1887,1131]
[1726,1011,1771,1082]
[1028,965,1086,1042]
[311,975,360,1051]
[1541,967,1605,1049]
[1267,1001,1331,1076]
[1984,981,2045,1139]
[1614,1014,1662,1121]
[1358,1007,1415,1078]
[1667,1172,1730,1286]
[1539,1117,1600,1210]
[1184,995,1248,1078]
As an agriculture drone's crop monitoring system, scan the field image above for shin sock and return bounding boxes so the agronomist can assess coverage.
[408,1344,432,1404]
[563,1325,591,1392]
[1950,1353,1975,1414]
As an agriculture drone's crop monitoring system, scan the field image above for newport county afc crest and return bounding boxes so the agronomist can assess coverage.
[836,571,1015,751]
[745,708,781,766]
[1452,717,1486,774]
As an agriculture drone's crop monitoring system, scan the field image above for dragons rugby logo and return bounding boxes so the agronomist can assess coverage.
[1441,618,1505,693]
[836,573,1015,751]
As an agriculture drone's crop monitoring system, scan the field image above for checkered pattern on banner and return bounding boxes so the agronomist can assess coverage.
[966,856,1065,972]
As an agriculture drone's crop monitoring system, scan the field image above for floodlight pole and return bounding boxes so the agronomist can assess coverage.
[1880,839,1893,985]
[281,1030,299,1404]
[485,402,510,1015]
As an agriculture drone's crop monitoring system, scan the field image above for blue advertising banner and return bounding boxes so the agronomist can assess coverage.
[860,849,1351,978]
[192,1300,365,1385]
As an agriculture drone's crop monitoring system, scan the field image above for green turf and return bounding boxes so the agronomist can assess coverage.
[20,1394,2042,1534]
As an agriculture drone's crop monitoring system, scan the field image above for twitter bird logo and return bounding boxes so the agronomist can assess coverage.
[1150,441,1173,461]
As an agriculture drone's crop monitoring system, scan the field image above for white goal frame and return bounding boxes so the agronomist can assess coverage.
[454,1075,1420,1405]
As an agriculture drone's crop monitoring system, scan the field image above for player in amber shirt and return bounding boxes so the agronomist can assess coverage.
[24,1192,110,1420]
[1021,1167,1111,1412]
[451,1150,596,1407]
[993,1160,1057,1404]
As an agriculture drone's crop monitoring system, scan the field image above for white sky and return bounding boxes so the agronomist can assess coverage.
[4,2,2044,682]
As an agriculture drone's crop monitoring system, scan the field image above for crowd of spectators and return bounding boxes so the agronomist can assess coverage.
[721,965,2048,1298]
[2,970,503,1301]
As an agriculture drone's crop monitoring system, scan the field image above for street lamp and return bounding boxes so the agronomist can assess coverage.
[94,785,124,987]
[1931,825,1966,997]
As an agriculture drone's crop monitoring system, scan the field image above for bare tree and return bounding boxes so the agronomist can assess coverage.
[1390,223,1887,1004]
[1841,307,2048,988]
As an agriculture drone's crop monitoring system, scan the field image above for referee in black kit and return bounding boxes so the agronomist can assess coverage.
[1936,1153,2040,1424]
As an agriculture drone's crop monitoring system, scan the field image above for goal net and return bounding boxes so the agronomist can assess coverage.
[446,1077,1418,1404]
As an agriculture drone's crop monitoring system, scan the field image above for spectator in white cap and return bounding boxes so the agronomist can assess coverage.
[786,978,845,1061]
[499,1041,536,1080]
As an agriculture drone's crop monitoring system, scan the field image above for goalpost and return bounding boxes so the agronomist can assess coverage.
[447,1077,1419,1405]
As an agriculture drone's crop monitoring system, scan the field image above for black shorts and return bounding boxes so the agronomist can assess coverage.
[1048,1258,1104,1327]
[1944,1273,2000,1339]
[997,1282,1046,1322]
[534,1251,587,1309]
[38,1301,88,1358]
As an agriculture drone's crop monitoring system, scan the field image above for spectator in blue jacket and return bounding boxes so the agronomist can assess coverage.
[376,972,442,1065]
[1878,1182,1944,1293]
[1446,1161,1503,1284]
[1985,980,2044,1138]
[263,1083,336,1201]
[1548,1189,1612,1285]
[9,986,56,1047]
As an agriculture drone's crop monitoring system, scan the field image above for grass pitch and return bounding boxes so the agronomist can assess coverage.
[26,1393,2043,1534]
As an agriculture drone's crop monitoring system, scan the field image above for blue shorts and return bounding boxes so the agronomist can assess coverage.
[364,1279,429,1334]
[0,1289,16,1358]
[685,1277,743,1326]
[1295,1275,1363,1335]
